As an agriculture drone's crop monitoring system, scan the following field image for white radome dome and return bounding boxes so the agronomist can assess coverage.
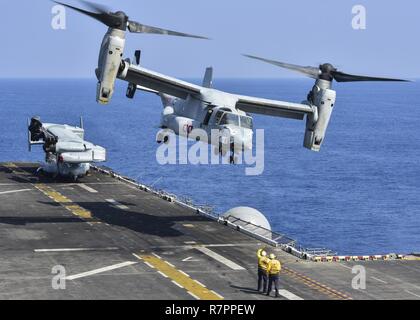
[222,207,271,231]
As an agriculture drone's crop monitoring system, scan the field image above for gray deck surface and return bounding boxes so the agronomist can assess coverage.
[0,163,419,300]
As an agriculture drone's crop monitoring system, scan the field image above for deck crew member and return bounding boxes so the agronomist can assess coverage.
[266,253,281,297]
[257,248,270,292]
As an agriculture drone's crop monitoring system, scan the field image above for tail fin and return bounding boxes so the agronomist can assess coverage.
[202,67,213,88]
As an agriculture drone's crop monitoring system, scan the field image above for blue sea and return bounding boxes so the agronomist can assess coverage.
[1,78,419,255]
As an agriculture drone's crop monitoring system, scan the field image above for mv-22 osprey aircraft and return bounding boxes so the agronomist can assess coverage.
[57,1,408,162]
[28,117,106,181]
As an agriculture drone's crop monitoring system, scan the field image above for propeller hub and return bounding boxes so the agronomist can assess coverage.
[318,63,336,81]
[320,63,336,73]
[107,11,129,30]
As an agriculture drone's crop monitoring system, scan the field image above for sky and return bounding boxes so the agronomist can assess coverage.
[1,0,419,78]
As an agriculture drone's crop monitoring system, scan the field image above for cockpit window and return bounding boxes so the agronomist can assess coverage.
[219,113,240,126]
[214,111,224,124]
[240,116,253,129]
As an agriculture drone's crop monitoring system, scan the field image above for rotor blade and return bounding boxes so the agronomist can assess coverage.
[331,71,409,83]
[53,1,110,26]
[243,54,320,79]
[127,21,209,39]
[78,0,109,14]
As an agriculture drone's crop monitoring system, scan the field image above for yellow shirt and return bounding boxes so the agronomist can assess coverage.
[257,249,270,271]
[267,259,281,275]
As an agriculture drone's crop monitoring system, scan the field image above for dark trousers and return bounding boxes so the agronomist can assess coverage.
[257,268,268,292]
[267,274,280,296]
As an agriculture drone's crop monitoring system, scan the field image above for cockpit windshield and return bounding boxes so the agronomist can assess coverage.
[217,112,253,129]
[219,113,240,127]
[240,116,253,129]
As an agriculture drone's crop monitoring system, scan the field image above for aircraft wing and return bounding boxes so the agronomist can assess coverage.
[120,64,202,100]
[46,125,84,143]
[45,124,106,161]
[29,119,106,163]
[235,95,313,120]
[60,144,106,163]
[120,62,313,120]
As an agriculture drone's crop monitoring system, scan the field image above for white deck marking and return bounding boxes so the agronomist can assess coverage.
[152,253,163,259]
[405,290,420,298]
[55,182,120,188]
[66,261,137,280]
[0,189,32,195]
[188,291,200,300]
[195,247,245,270]
[105,199,129,210]
[182,257,200,262]
[278,289,304,300]
[78,184,98,193]
[171,280,184,289]
[179,270,190,277]
[211,290,224,299]
[338,264,353,270]
[371,276,388,284]
[204,243,254,248]
[194,280,206,287]
[149,243,258,250]
[380,274,420,290]
[34,247,118,253]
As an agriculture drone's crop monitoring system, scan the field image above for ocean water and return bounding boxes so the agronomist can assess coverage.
[0,78,419,255]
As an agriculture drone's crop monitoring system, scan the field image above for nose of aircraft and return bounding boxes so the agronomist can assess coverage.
[241,129,253,151]
[229,128,253,152]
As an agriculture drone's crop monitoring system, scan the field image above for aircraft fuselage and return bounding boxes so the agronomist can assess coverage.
[157,89,254,154]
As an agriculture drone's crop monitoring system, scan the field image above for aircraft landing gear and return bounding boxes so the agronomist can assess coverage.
[229,143,238,165]
[217,142,238,165]
[157,134,170,144]
[218,142,228,157]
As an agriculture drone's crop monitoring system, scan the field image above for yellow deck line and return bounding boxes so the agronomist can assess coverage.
[3,163,31,176]
[3,163,18,169]
[35,184,93,220]
[403,256,420,261]
[3,163,29,177]
[2,164,93,220]
[283,267,353,300]
[137,254,223,300]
